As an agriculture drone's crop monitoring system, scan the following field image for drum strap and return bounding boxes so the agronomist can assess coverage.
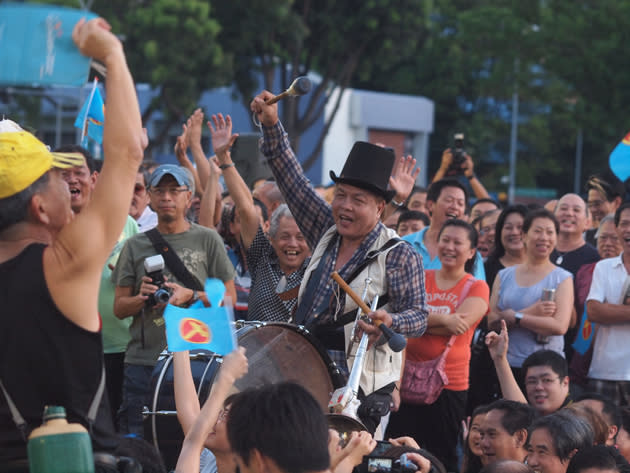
[0,363,106,442]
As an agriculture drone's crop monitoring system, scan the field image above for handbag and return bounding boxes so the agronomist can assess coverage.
[400,276,475,405]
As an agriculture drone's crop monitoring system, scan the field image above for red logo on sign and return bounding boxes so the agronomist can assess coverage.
[180,318,212,344]
[582,319,592,340]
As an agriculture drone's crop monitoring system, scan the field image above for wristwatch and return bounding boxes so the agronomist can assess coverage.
[514,312,524,326]
[188,290,200,306]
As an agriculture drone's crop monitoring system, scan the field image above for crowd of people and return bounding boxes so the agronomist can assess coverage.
[3,14,630,473]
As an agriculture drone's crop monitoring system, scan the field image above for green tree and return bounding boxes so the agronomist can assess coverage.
[34,0,229,156]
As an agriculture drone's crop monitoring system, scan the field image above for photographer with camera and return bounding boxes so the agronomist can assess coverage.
[113,164,236,437]
[432,134,490,201]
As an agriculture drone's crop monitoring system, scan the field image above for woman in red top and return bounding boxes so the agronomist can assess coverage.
[386,219,489,472]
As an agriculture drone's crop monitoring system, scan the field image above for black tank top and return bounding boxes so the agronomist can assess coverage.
[0,244,118,461]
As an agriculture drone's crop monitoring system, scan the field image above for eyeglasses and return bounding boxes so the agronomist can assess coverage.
[525,376,560,387]
[587,200,606,208]
[149,186,189,196]
[479,226,495,236]
[217,407,230,422]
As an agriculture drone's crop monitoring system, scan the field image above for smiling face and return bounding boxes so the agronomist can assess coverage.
[523,217,557,261]
[526,427,569,473]
[130,172,150,220]
[587,189,615,227]
[478,210,500,258]
[428,186,466,228]
[37,169,74,234]
[597,220,622,259]
[616,208,630,255]
[270,216,310,274]
[524,365,569,416]
[501,212,525,255]
[205,405,232,453]
[438,224,475,271]
[331,183,385,244]
[61,162,96,214]
[555,194,588,237]
[469,412,486,458]
[480,409,525,465]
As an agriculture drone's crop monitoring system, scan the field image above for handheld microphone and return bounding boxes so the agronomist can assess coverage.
[265,76,312,105]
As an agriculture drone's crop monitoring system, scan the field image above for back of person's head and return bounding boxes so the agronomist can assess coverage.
[426,178,469,204]
[529,410,594,462]
[563,404,610,445]
[487,399,536,434]
[567,445,630,473]
[54,144,96,173]
[522,350,568,379]
[227,382,329,473]
[574,392,622,432]
[480,459,535,473]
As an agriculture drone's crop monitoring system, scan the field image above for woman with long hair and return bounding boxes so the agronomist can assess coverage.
[484,205,529,289]
[488,209,573,383]
[387,219,489,473]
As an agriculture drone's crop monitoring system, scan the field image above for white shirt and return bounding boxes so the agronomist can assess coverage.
[135,205,157,232]
[586,254,630,380]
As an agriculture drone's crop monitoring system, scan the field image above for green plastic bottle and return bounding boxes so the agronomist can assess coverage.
[27,406,94,473]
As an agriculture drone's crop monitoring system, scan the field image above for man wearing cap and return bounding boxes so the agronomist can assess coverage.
[250,92,428,433]
[0,18,146,462]
[113,163,236,437]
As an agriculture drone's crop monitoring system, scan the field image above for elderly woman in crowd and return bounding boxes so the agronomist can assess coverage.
[208,113,310,322]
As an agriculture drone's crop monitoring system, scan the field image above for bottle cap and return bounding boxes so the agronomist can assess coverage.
[43,405,67,421]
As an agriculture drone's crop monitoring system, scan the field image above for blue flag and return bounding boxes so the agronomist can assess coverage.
[572,307,595,355]
[163,279,237,355]
[0,4,97,87]
[609,131,630,182]
[74,79,105,146]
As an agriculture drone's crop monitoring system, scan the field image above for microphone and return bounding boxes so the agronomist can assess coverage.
[265,76,312,105]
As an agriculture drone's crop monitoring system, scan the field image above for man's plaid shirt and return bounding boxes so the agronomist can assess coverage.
[260,121,428,338]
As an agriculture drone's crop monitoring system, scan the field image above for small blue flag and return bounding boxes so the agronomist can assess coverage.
[609,131,630,182]
[74,78,105,146]
[163,279,237,355]
[572,307,595,355]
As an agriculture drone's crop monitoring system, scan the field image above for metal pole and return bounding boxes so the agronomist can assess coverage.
[508,90,519,204]
[55,98,63,148]
[574,128,583,194]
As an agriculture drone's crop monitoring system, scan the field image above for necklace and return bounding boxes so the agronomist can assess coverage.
[555,251,566,265]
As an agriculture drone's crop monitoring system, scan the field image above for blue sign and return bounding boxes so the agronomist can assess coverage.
[0,3,97,86]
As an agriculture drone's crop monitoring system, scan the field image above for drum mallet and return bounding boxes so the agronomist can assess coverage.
[331,272,406,352]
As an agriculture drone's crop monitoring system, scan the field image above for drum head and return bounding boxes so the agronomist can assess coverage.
[234,323,338,410]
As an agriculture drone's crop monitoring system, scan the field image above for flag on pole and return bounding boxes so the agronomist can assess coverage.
[609,131,630,182]
[572,307,595,355]
[74,77,105,146]
[163,279,237,355]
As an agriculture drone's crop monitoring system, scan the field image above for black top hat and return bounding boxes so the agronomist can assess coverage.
[329,142,396,202]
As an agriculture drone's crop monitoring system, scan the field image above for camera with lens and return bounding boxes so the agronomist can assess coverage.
[144,255,172,307]
[447,132,466,175]
[358,442,418,473]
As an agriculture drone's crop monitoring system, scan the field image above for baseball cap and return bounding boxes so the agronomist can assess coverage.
[0,119,86,199]
[149,164,192,189]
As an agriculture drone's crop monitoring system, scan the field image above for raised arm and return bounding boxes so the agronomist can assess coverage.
[197,157,221,229]
[381,155,420,221]
[174,123,202,199]
[208,114,260,249]
[176,347,248,473]
[46,18,146,331]
[173,351,201,436]
[486,320,528,404]
[187,108,211,191]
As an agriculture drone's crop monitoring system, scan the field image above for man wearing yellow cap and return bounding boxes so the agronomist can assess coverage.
[0,18,146,463]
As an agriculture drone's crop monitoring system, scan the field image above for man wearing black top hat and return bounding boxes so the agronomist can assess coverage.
[250,92,428,433]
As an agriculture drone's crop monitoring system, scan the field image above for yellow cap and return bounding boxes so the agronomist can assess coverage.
[0,125,86,199]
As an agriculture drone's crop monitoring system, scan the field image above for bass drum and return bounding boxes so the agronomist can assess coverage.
[145,322,345,469]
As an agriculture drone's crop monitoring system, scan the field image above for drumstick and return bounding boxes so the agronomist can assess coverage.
[331,272,406,352]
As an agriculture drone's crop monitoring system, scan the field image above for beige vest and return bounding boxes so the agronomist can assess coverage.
[298,225,403,394]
